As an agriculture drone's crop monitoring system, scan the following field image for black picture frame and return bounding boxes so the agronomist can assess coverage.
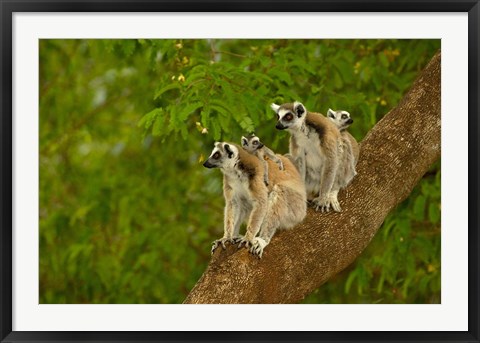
[1,1,479,342]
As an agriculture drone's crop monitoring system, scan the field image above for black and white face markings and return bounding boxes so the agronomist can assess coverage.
[272,101,307,130]
[241,134,264,153]
[203,142,237,169]
[327,108,353,131]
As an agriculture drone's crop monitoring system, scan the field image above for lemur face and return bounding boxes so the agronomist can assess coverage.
[272,101,306,131]
[241,134,264,153]
[327,109,353,131]
[203,142,238,169]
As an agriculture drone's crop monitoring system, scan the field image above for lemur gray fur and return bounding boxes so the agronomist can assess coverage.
[241,134,284,186]
[203,142,306,258]
[327,109,360,190]
[271,101,343,212]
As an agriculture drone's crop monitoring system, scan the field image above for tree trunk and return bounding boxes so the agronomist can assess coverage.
[184,51,441,304]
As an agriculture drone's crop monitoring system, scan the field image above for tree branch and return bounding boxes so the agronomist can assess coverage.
[184,51,441,304]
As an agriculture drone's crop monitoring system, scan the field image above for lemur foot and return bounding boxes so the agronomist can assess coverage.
[235,236,253,249]
[211,237,235,254]
[311,195,333,213]
[328,193,342,212]
[249,237,268,258]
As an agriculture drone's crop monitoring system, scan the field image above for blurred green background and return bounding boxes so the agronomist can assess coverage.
[39,39,440,304]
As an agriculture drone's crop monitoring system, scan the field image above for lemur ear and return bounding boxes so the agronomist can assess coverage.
[241,136,248,147]
[327,108,336,118]
[293,101,306,117]
[270,103,280,113]
[224,144,234,158]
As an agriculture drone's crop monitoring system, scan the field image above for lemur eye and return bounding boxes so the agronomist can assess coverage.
[341,114,348,119]
[253,141,258,145]
[213,152,220,159]
[285,113,293,121]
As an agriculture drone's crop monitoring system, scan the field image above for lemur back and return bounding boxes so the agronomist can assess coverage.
[327,109,360,189]
[343,131,360,164]
[241,134,284,186]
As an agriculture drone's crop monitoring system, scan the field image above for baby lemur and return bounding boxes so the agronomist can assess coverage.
[203,142,306,258]
[327,109,360,189]
[272,101,343,212]
[241,134,284,186]
[327,108,353,131]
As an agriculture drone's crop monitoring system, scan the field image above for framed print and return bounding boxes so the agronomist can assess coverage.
[1,1,479,342]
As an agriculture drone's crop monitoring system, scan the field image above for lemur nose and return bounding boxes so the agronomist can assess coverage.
[203,160,214,168]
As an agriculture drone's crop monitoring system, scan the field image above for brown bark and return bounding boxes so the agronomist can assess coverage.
[184,51,441,304]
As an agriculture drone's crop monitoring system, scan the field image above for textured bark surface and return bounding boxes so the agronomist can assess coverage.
[184,51,441,304]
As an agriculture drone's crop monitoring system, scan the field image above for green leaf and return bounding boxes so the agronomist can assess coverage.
[382,219,396,240]
[413,195,426,220]
[211,119,221,141]
[185,65,207,84]
[239,116,255,133]
[290,60,316,76]
[345,269,358,294]
[333,60,354,83]
[200,106,210,128]
[69,205,93,226]
[210,99,231,118]
[152,112,166,136]
[379,53,389,67]
[376,271,385,293]
[180,125,188,140]
[121,40,136,56]
[270,67,293,85]
[154,83,181,100]
[216,79,236,104]
[428,202,441,224]
[178,102,203,122]
[138,108,161,129]
[333,71,343,89]
[372,73,382,91]
[166,105,178,132]
[217,114,231,137]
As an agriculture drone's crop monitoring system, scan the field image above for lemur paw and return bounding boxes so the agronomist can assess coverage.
[211,238,231,254]
[232,236,242,244]
[329,194,342,212]
[311,196,332,213]
[249,237,268,258]
[236,236,252,249]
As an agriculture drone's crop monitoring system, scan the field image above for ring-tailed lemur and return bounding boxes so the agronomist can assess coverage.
[327,109,360,190]
[271,101,342,212]
[327,109,353,131]
[203,142,306,258]
[241,134,284,186]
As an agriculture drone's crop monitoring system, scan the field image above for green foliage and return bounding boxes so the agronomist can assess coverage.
[39,39,440,304]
